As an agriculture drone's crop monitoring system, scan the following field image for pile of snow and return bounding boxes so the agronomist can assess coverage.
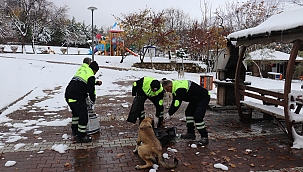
[5,161,16,167]
[51,144,68,153]
[214,163,228,171]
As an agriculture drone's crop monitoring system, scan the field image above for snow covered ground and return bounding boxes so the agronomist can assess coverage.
[0,45,208,114]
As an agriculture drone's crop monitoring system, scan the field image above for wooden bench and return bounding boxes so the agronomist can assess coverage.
[238,84,303,141]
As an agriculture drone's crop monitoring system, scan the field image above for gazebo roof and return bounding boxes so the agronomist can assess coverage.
[227,6,303,47]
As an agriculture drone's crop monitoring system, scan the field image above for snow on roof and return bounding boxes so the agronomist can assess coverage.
[227,6,303,39]
[249,49,303,61]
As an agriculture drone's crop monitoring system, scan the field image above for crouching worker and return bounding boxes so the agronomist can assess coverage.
[162,79,210,146]
[65,61,101,143]
[127,76,164,128]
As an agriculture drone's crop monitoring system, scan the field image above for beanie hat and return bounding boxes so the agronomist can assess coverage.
[150,80,160,91]
[89,61,99,71]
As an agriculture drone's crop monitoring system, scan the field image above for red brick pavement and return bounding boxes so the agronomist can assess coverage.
[1,134,303,172]
[1,95,303,172]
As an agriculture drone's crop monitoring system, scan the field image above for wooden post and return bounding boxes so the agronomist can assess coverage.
[235,45,247,120]
[283,40,302,142]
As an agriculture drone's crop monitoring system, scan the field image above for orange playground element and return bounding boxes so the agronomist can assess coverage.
[125,47,138,56]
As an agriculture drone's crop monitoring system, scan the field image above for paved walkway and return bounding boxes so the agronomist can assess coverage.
[1,91,303,172]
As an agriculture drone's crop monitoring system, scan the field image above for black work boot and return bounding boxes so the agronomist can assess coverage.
[76,135,92,143]
[181,133,196,140]
[198,137,209,146]
[197,128,209,146]
[71,124,78,140]
[71,131,77,141]
[181,123,195,139]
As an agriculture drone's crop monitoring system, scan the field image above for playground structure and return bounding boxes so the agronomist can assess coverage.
[89,23,138,56]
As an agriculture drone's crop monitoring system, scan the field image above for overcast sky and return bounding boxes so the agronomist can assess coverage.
[51,0,245,28]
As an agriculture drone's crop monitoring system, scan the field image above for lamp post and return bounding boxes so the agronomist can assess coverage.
[88,6,97,61]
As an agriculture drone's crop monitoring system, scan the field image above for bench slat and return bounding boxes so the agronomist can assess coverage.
[239,90,284,106]
[241,101,285,119]
[239,85,284,99]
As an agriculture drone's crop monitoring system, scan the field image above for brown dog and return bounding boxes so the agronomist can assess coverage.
[134,117,178,170]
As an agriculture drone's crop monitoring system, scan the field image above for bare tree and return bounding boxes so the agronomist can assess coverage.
[163,8,191,59]
[31,1,68,52]
[115,8,150,62]
[2,0,68,53]
[215,0,281,32]
[115,8,177,63]
[199,0,213,29]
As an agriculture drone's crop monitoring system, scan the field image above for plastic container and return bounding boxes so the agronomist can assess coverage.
[86,112,100,135]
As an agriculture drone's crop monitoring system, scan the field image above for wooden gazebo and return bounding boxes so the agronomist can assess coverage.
[227,7,303,144]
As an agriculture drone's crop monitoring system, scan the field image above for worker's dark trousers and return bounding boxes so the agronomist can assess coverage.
[149,96,164,127]
[127,96,146,124]
[185,95,210,137]
[127,96,164,127]
[67,100,88,138]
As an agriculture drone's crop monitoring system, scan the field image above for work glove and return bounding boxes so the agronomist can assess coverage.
[154,117,159,128]
[90,103,95,111]
[163,113,171,121]
[86,98,95,111]
[96,80,102,86]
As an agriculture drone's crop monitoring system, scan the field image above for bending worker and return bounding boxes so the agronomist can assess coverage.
[127,76,164,128]
[162,79,210,146]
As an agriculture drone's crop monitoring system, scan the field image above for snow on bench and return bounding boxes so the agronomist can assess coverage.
[289,110,303,123]
[241,100,303,123]
[241,100,285,119]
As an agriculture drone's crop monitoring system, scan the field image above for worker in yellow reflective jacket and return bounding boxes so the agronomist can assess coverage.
[162,79,210,146]
[65,60,101,143]
[127,76,164,128]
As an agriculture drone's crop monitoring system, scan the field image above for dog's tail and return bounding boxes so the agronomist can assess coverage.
[158,155,178,169]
